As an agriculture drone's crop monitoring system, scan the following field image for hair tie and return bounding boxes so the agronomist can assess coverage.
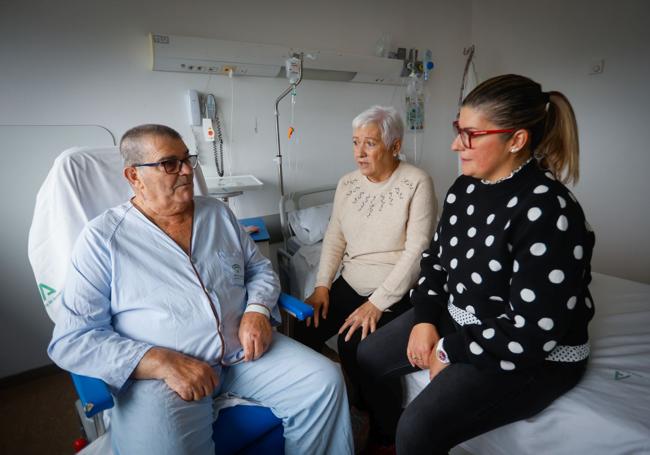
[541,92,551,112]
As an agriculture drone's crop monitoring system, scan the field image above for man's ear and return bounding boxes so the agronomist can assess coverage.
[124,166,140,188]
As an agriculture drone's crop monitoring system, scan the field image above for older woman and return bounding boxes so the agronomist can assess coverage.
[294,105,437,445]
[358,75,595,454]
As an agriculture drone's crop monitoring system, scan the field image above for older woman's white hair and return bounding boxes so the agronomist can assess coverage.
[352,105,404,149]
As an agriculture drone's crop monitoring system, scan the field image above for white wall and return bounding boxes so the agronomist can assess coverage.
[470,0,650,284]
[0,0,468,215]
[3,0,648,379]
[0,0,470,376]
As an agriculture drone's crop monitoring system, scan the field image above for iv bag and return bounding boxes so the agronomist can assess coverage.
[285,57,301,85]
[406,74,424,131]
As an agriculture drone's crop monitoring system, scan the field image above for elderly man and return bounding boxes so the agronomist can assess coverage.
[48,124,353,455]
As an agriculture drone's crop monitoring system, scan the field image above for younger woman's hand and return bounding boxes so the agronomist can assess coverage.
[406,323,440,370]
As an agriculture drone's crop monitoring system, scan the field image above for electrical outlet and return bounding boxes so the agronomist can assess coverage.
[589,59,605,75]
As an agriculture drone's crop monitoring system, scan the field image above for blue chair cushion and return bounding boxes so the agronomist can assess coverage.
[238,422,284,455]
[211,405,283,454]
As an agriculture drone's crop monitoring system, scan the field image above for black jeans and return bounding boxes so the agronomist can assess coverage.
[293,277,411,407]
[357,308,587,454]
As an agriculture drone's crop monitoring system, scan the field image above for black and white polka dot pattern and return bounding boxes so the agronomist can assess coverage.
[411,160,595,371]
[448,302,482,326]
[545,343,590,362]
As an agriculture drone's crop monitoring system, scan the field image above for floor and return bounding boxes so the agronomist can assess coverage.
[0,369,80,455]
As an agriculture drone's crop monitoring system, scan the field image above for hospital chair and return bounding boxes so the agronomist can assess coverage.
[28,146,313,454]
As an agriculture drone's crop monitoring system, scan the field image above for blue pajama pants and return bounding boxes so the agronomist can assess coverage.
[110,333,353,455]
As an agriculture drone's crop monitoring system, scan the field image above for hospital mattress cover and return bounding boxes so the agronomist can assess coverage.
[286,237,325,300]
[402,272,650,455]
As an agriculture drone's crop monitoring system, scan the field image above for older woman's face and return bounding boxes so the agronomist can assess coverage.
[452,107,517,182]
[353,123,398,182]
[130,135,194,215]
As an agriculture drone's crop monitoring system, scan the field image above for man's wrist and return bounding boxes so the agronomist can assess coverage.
[245,303,271,318]
[134,346,171,380]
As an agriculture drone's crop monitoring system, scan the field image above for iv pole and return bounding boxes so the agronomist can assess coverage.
[274,53,304,198]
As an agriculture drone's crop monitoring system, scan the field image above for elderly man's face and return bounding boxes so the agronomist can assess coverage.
[131,135,194,215]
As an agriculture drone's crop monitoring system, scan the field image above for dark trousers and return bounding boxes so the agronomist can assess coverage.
[357,308,587,454]
[293,277,411,408]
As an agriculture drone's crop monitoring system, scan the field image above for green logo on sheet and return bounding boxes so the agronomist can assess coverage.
[614,370,631,381]
[38,283,57,306]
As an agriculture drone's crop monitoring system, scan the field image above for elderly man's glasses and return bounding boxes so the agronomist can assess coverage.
[133,155,199,174]
[453,120,515,149]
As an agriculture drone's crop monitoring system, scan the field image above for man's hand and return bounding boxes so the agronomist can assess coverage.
[305,286,330,328]
[428,347,450,381]
[133,347,219,401]
[338,300,383,342]
[406,323,440,370]
[239,312,273,361]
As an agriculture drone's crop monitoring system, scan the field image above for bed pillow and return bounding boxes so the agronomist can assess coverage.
[288,203,333,245]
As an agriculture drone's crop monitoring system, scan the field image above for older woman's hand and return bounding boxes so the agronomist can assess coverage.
[305,286,330,328]
[407,323,440,370]
[338,301,383,342]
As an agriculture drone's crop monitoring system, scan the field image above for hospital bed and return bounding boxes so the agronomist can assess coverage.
[277,186,337,303]
[28,146,313,455]
[279,187,650,454]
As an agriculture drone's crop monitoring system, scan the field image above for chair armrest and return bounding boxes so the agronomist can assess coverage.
[278,292,313,321]
[70,373,114,418]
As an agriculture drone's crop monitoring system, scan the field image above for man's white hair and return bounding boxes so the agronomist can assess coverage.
[352,105,404,149]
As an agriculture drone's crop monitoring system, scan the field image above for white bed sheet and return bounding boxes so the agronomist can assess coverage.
[285,245,650,454]
[415,272,650,455]
[288,239,325,301]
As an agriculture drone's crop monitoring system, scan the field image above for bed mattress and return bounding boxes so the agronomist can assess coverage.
[287,238,325,300]
[402,272,650,454]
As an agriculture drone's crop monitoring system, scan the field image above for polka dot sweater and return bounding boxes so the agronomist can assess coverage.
[411,160,595,371]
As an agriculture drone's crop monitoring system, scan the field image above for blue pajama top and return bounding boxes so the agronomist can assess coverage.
[48,196,280,390]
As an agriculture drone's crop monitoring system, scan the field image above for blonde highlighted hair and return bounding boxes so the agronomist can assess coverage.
[463,75,580,184]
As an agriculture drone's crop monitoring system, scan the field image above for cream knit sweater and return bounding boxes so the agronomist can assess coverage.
[315,161,437,311]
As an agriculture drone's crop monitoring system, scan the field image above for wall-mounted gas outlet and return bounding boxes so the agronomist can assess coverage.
[589,59,605,75]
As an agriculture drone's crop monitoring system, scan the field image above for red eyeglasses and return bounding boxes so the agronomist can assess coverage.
[453,120,515,149]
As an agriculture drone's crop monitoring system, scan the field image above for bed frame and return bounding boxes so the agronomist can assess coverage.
[277,186,336,286]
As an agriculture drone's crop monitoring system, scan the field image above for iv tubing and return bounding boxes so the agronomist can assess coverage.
[228,70,235,176]
[274,54,304,197]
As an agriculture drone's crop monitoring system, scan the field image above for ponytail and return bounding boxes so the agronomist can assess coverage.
[536,91,580,184]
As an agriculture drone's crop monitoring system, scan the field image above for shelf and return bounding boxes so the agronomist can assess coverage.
[206,175,263,195]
